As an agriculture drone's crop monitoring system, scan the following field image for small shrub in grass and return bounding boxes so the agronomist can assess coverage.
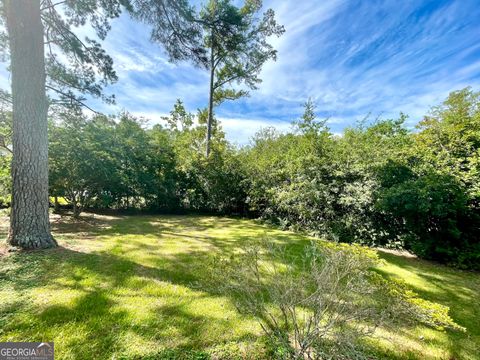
[210,241,464,359]
[383,278,465,332]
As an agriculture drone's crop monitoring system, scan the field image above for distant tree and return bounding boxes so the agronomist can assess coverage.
[147,125,178,210]
[415,87,480,199]
[199,0,284,156]
[49,113,119,218]
[162,100,247,213]
[113,113,165,209]
[384,87,480,268]
[294,98,327,135]
[137,0,284,157]
[161,99,194,132]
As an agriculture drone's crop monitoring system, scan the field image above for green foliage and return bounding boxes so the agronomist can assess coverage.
[2,86,479,268]
[48,111,181,215]
[0,93,11,206]
[211,241,463,359]
[132,0,204,65]
[47,101,246,216]
[376,171,476,265]
[49,112,120,216]
[372,88,480,268]
[240,91,480,269]
[167,102,247,213]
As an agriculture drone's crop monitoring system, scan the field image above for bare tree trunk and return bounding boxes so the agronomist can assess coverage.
[5,0,56,249]
[72,201,80,219]
[53,196,60,213]
[205,39,215,158]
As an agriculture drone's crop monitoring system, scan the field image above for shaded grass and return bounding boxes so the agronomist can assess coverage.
[0,214,478,359]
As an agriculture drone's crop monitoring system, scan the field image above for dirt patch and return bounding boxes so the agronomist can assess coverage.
[0,243,8,257]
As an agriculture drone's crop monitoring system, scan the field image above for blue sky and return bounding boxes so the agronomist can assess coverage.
[1,0,480,144]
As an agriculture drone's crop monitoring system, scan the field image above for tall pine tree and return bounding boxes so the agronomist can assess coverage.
[1,0,198,249]
[199,0,284,156]
[134,0,284,157]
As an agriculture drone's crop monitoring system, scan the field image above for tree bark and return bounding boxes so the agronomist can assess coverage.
[5,0,56,249]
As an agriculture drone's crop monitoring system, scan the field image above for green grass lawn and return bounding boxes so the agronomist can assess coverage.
[0,214,478,359]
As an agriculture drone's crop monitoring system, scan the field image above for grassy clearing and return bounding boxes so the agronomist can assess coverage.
[0,214,478,359]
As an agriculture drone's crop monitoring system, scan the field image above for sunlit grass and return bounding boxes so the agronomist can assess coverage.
[376,250,480,360]
[0,214,478,359]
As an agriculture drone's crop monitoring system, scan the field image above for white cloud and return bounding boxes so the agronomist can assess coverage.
[220,117,292,145]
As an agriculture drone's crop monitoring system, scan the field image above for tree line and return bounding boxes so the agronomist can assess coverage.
[1,89,479,269]
[241,90,480,270]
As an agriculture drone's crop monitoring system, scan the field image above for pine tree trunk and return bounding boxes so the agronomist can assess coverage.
[5,0,56,249]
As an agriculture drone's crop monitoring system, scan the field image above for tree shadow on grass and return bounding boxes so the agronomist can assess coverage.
[0,244,261,359]
[2,214,476,359]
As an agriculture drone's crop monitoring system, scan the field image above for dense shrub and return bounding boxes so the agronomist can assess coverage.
[376,170,480,268]
[242,91,480,269]
[47,103,247,216]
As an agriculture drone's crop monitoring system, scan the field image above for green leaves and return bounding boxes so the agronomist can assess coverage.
[35,0,131,110]
[242,89,480,269]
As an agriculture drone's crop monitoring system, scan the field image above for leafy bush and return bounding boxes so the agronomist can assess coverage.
[211,241,464,359]
[376,170,480,269]
[242,91,480,269]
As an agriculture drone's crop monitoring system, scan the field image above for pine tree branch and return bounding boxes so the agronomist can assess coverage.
[0,93,12,104]
[0,135,12,154]
[40,0,67,12]
[159,1,206,65]
[46,85,101,114]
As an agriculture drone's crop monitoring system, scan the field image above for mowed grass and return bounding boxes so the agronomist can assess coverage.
[0,214,478,359]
